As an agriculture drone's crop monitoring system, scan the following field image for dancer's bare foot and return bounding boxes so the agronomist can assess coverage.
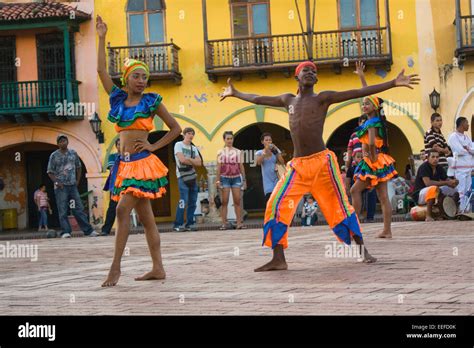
[254,259,288,272]
[135,269,166,281]
[362,251,377,263]
[425,216,434,222]
[102,268,121,287]
[376,231,392,239]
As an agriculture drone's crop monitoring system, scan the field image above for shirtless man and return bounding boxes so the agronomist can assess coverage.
[220,61,419,271]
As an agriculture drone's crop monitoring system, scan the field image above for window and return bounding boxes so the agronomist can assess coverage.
[36,32,76,80]
[230,0,271,65]
[0,36,17,108]
[230,0,270,38]
[127,0,165,45]
[0,36,16,83]
[338,0,380,57]
[339,0,378,29]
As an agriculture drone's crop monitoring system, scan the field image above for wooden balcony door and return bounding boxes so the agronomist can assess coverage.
[231,0,272,66]
[127,0,167,72]
[0,36,18,108]
[338,0,380,58]
[36,32,75,107]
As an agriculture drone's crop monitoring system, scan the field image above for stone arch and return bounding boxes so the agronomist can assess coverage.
[0,125,102,175]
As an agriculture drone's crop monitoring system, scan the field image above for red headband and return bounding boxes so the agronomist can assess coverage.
[295,61,317,76]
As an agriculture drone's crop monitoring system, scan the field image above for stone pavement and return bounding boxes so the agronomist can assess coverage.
[0,220,472,315]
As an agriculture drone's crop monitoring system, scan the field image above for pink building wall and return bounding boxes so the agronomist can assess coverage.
[0,0,106,230]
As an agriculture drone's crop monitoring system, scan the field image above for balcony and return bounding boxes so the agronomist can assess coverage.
[108,42,182,85]
[0,79,83,123]
[455,13,474,62]
[205,27,392,81]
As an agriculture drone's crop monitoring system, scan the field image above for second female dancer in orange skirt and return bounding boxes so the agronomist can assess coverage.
[350,95,398,239]
[97,16,181,287]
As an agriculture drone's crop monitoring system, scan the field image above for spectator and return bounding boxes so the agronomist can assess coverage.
[47,134,98,238]
[301,195,318,226]
[216,131,247,230]
[340,165,347,183]
[447,116,474,213]
[424,113,451,169]
[34,184,52,232]
[413,149,459,221]
[404,163,415,194]
[345,152,361,196]
[173,127,202,232]
[345,114,368,170]
[101,138,120,236]
[255,132,285,204]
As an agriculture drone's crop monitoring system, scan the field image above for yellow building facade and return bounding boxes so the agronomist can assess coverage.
[95,0,431,221]
[420,0,474,136]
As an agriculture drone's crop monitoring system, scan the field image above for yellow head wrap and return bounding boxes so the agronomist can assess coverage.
[121,59,150,86]
[365,95,381,110]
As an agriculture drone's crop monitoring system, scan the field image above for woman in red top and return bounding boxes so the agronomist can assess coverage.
[97,16,181,287]
[216,131,247,230]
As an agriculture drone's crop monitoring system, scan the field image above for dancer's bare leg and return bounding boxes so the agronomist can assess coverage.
[375,182,392,238]
[134,198,166,281]
[102,193,138,287]
[254,244,288,272]
[352,234,377,263]
[231,187,243,227]
[350,179,369,217]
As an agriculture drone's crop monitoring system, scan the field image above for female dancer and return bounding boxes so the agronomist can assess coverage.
[97,15,181,287]
[216,131,247,230]
[350,95,397,238]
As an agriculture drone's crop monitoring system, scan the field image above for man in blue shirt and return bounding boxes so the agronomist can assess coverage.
[47,134,97,238]
[256,133,285,204]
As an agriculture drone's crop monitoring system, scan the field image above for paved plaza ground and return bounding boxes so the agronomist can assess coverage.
[0,220,472,315]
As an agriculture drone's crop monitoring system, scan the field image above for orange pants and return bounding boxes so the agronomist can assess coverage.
[263,149,362,249]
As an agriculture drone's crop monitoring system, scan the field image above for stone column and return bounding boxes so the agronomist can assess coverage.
[204,161,221,223]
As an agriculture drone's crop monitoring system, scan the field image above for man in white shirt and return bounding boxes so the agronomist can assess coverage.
[173,127,202,231]
[447,117,474,213]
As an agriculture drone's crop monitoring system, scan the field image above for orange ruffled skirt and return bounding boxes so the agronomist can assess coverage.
[111,152,168,202]
[354,153,398,189]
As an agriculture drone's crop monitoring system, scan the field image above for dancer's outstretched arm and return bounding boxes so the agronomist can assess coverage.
[320,69,419,106]
[354,61,368,88]
[220,78,292,107]
[96,15,114,95]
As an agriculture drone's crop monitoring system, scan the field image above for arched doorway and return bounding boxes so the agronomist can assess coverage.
[234,123,292,213]
[0,142,88,229]
[0,126,103,230]
[326,118,359,165]
[326,118,412,173]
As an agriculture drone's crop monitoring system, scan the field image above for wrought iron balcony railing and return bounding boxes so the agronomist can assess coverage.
[205,27,392,81]
[108,42,182,85]
[0,79,83,123]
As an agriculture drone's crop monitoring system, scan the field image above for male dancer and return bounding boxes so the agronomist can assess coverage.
[220,61,419,271]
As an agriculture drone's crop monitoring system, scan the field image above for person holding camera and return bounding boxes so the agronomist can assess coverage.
[173,128,202,232]
[256,132,285,204]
